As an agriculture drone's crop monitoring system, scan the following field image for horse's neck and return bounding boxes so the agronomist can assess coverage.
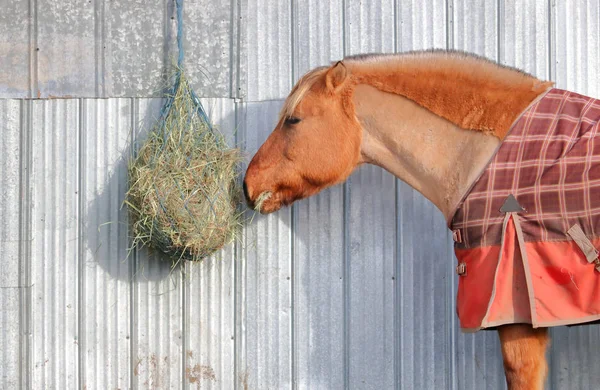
[353,84,500,220]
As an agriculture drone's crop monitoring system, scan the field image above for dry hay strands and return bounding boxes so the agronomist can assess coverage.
[125,72,243,262]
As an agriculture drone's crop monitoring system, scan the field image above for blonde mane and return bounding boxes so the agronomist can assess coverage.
[281,50,553,139]
[280,66,328,120]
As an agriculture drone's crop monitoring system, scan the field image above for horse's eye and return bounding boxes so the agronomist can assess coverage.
[285,116,301,125]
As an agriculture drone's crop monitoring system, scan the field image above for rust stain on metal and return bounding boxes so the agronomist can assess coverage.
[239,370,249,390]
[134,358,143,376]
[47,94,74,99]
[186,364,216,383]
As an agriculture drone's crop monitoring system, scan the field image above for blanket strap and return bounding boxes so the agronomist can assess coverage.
[567,224,600,272]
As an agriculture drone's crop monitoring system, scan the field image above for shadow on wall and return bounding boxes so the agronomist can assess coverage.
[83,98,171,283]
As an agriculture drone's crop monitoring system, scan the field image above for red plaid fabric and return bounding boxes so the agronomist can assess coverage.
[451,88,600,248]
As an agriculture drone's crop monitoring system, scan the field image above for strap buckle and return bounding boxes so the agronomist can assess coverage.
[452,229,462,243]
[456,262,467,276]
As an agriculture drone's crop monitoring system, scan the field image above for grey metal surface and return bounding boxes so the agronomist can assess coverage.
[0,100,23,389]
[1,0,600,389]
[0,0,239,98]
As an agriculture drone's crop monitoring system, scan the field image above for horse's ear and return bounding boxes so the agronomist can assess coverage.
[325,61,348,91]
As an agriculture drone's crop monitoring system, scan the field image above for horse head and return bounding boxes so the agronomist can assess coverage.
[244,62,362,213]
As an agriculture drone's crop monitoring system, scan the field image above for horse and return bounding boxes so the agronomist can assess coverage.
[242,50,600,389]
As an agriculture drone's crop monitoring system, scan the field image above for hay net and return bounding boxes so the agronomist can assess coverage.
[125,0,242,262]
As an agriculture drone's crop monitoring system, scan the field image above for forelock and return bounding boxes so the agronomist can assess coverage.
[280,67,328,120]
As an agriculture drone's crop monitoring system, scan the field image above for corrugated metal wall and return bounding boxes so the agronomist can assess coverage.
[1,0,599,389]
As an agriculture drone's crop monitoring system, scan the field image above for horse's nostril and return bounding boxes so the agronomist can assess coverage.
[242,180,250,201]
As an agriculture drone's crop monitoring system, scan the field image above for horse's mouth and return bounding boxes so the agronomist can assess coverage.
[252,190,300,214]
[252,191,276,214]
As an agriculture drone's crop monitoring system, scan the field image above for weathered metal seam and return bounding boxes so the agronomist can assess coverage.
[497,0,505,64]
[19,100,32,389]
[77,98,86,390]
[129,98,139,390]
[94,0,106,96]
[28,0,38,98]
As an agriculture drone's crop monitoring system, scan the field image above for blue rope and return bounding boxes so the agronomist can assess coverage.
[176,0,184,68]
[157,0,213,134]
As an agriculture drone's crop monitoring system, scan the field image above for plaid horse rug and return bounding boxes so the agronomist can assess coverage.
[450,88,600,331]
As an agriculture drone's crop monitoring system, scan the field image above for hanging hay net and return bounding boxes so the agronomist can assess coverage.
[125,68,243,261]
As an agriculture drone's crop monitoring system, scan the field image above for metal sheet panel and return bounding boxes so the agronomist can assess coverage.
[36,1,97,98]
[244,0,292,101]
[346,166,397,389]
[108,0,237,98]
[294,186,346,390]
[397,0,448,50]
[453,0,498,58]
[0,100,23,388]
[396,183,457,390]
[554,0,600,95]
[293,0,344,79]
[0,0,238,98]
[503,0,550,79]
[0,0,31,98]
[29,100,81,388]
[81,98,133,389]
[238,101,293,389]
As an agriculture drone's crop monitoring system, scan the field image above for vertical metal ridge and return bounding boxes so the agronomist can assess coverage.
[229,0,241,98]
[342,179,350,390]
[548,0,556,82]
[94,0,107,96]
[129,97,139,390]
[18,100,32,390]
[446,0,454,49]
[393,178,402,390]
[447,229,458,390]
[233,99,241,390]
[393,0,399,52]
[181,262,188,390]
[28,0,38,98]
[497,0,505,63]
[290,0,297,83]
[235,0,246,99]
[290,204,297,390]
[77,98,86,390]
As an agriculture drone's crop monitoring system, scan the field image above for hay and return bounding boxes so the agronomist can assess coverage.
[254,191,272,212]
[125,70,243,261]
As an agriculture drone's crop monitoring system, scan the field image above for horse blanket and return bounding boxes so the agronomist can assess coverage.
[450,88,600,331]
